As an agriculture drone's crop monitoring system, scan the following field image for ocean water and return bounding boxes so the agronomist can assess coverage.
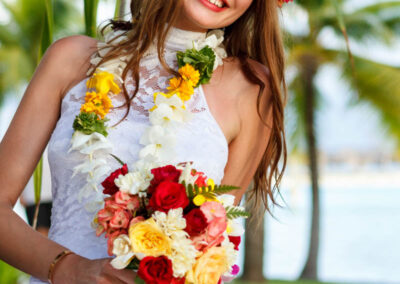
[264,183,400,283]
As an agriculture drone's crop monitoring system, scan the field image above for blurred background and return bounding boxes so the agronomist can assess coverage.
[0,0,399,283]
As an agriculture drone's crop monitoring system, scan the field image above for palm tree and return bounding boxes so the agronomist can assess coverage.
[286,0,400,280]
[241,188,266,282]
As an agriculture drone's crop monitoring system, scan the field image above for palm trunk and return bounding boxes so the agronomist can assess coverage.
[241,191,265,282]
[115,0,128,19]
[299,54,320,280]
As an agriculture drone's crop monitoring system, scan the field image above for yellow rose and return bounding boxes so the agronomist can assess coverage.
[128,218,171,257]
[185,246,229,284]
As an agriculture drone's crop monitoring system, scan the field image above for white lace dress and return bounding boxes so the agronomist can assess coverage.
[29,28,229,283]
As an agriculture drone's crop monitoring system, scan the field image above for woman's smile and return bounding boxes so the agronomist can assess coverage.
[198,0,229,12]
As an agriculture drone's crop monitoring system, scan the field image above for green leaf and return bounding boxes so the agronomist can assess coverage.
[225,206,250,220]
[33,156,43,203]
[176,46,216,86]
[125,257,140,270]
[212,184,240,195]
[38,0,53,62]
[110,154,126,166]
[33,0,53,225]
[134,277,146,284]
[72,112,109,136]
[84,0,99,38]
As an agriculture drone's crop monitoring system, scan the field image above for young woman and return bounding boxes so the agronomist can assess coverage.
[0,0,287,283]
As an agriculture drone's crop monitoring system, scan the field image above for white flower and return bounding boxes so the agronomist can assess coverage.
[221,235,238,269]
[226,219,245,237]
[217,194,235,207]
[150,94,191,125]
[149,103,176,127]
[139,125,176,162]
[110,234,135,269]
[176,162,198,185]
[153,208,187,238]
[69,131,112,155]
[192,29,227,70]
[72,158,108,177]
[115,170,153,195]
[170,234,198,278]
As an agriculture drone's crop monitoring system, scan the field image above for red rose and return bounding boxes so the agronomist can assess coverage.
[149,165,181,193]
[101,164,128,195]
[184,208,208,236]
[171,277,185,284]
[137,256,173,284]
[149,181,189,213]
[228,236,241,250]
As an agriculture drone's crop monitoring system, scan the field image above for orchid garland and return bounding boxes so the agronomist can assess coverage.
[69,29,228,210]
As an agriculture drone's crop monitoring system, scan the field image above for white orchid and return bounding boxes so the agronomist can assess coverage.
[226,219,245,237]
[139,125,176,162]
[150,93,191,125]
[69,131,112,155]
[217,194,236,207]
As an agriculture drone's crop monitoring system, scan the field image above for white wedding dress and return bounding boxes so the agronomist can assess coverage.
[29,27,229,283]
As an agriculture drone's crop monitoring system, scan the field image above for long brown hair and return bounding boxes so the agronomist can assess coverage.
[92,0,287,213]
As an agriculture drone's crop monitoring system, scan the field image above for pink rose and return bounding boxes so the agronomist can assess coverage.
[114,191,140,211]
[199,202,228,249]
[200,202,226,222]
[109,209,130,229]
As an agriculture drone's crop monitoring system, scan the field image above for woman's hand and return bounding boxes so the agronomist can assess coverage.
[53,253,137,284]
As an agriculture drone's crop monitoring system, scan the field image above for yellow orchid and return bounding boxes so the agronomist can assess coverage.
[178,64,200,87]
[167,77,194,102]
[86,70,121,95]
[81,91,113,119]
[193,178,218,206]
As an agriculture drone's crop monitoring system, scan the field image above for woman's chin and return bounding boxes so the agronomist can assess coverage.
[178,0,252,31]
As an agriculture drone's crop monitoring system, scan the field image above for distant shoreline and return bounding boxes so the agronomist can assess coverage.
[282,164,400,189]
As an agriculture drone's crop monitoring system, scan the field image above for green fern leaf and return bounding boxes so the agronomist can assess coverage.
[225,206,250,219]
[212,184,240,195]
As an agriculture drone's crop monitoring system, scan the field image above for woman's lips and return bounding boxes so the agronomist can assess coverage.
[198,0,228,12]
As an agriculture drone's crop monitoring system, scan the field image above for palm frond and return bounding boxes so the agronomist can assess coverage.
[340,54,400,148]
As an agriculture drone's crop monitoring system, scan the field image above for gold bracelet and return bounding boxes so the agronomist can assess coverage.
[47,249,74,284]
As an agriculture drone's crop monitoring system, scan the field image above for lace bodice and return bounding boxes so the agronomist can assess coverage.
[30,28,228,283]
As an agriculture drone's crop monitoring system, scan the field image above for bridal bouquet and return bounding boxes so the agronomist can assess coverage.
[92,161,248,284]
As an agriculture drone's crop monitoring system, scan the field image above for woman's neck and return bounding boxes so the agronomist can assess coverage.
[172,12,208,33]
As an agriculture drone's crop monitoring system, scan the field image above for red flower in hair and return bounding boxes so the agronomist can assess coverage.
[278,0,293,8]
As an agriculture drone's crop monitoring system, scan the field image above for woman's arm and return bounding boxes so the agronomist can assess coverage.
[220,59,274,205]
[0,35,135,283]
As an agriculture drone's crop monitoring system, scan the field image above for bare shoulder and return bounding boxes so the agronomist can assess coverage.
[39,35,98,98]
[220,57,273,125]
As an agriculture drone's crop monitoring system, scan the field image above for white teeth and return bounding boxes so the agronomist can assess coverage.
[207,0,224,8]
